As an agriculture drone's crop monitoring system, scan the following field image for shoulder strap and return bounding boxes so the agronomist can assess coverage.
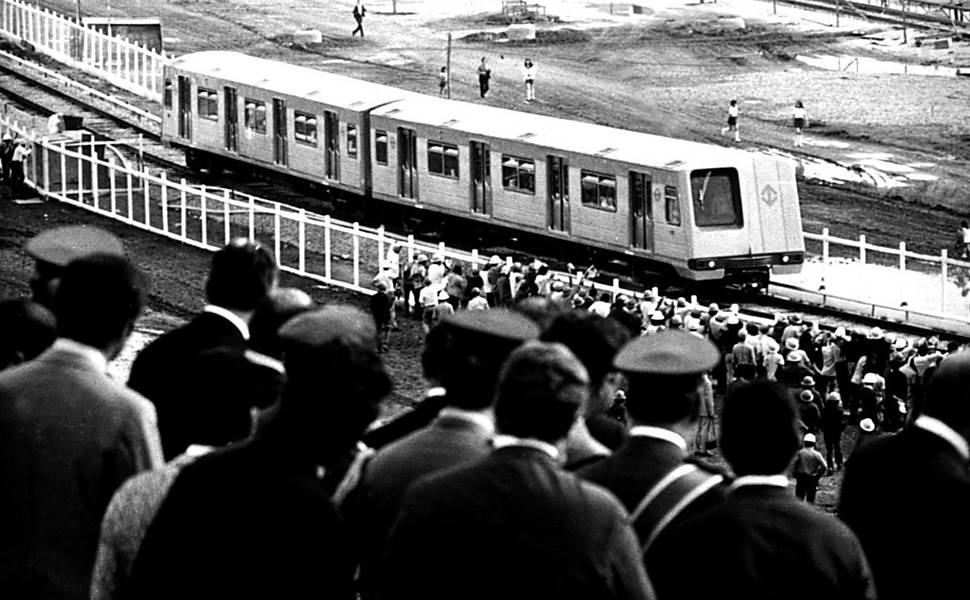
[629,464,723,554]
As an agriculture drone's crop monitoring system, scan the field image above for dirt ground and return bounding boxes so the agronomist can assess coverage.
[9,0,970,506]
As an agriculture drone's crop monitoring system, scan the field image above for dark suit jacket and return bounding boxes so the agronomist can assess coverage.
[128,311,249,459]
[0,343,163,600]
[839,425,970,600]
[341,411,492,598]
[652,484,876,600]
[577,434,727,559]
[126,434,355,599]
[380,446,655,600]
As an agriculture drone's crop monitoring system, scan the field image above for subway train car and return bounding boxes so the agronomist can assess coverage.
[161,51,804,284]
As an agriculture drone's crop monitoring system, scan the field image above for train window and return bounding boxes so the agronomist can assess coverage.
[196,88,218,121]
[294,111,318,146]
[664,185,681,226]
[428,141,459,179]
[580,170,616,211]
[501,155,535,194]
[164,79,173,110]
[690,168,743,228]
[347,125,358,159]
[375,130,388,165]
[244,100,267,135]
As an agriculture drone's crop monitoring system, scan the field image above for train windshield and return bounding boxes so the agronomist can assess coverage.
[690,168,742,228]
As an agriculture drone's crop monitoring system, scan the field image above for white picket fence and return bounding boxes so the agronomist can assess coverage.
[0,0,167,101]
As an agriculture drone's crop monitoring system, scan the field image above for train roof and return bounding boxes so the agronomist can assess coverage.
[371,96,750,170]
[168,51,417,110]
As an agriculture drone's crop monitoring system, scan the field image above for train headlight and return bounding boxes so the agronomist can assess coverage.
[781,255,790,263]
[708,260,716,268]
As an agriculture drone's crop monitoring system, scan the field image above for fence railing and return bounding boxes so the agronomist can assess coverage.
[0,0,167,101]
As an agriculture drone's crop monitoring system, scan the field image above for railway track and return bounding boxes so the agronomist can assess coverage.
[775,0,969,35]
[0,41,965,343]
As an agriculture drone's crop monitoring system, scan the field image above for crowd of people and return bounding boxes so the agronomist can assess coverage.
[2,224,969,600]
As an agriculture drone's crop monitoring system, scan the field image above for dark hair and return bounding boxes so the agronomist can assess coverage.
[421,322,450,384]
[205,239,278,311]
[923,351,970,431]
[248,288,314,359]
[721,381,800,476]
[440,328,525,411]
[541,310,630,388]
[0,298,56,369]
[494,342,587,443]
[625,373,704,426]
[54,254,147,350]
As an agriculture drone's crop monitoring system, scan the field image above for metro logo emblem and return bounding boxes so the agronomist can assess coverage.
[760,184,778,206]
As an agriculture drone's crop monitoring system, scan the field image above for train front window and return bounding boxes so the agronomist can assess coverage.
[690,168,743,228]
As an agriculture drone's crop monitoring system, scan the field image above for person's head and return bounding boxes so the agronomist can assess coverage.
[922,351,970,439]
[721,381,801,476]
[795,100,803,108]
[540,310,631,415]
[730,99,737,107]
[962,220,969,229]
[494,341,588,444]
[614,329,720,429]
[277,305,392,464]
[248,287,315,359]
[25,225,125,308]
[436,309,540,411]
[0,298,56,370]
[513,296,563,331]
[54,254,147,358]
[205,238,278,313]
[440,66,446,73]
[803,433,816,447]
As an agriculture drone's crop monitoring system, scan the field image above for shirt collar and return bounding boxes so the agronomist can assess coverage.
[204,305,250,340]
[914,415,970,461]
[437,407,495,437]
[243,349,285,375]
[425,386,446,398]
[628,425,688,451]
[51,338,108,373]
[729,474,789,491]
[492,434,560,461]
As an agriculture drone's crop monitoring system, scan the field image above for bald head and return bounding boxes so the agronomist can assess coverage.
[924,351,970,438]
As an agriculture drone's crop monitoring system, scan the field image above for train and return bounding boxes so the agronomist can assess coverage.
[161,50,805,286]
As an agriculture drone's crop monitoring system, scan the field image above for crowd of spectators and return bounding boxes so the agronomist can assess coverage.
[1,225,969,600]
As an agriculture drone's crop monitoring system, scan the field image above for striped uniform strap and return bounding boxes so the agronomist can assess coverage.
[629,464,724,555]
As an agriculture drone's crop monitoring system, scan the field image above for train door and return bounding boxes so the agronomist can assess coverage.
[224,86,237,152]
[398,127,418,200]
[629,170,654,252]
[547,155,569,232]
[470,141,491,215]
[177,75,192,140]
[325,111,340,180]
[272,98,287,167]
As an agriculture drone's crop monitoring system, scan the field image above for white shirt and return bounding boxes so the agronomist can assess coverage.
[522,64,537,82]
[914,415,970,461]
[729,474,789,491]
[728,105,739,118]
[12,144,31,162]
[793,107,807,120]
[203,305,250,340]
[628,425,688,452]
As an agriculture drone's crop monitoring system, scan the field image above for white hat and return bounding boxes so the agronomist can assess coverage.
[861,372,880,386]
[859,418,876,432]
[649,311,665,323]
[803,433,816,444]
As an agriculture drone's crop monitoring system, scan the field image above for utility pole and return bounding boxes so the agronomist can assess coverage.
[836,0,841,28]
[446,32,452,99]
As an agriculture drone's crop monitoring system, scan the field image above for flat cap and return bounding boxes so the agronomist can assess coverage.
[278,304,375,347]
[440,308,539,343]
[26,225,124,267]
[614,329,720,375]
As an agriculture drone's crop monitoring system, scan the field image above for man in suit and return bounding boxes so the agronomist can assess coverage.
[0,254,163,600]
[24,225,126,309]
[577,329,727,562]
[342,309,539,599]
[839,350,970,600]
[651,381,876,599]
[380,341,655,600]
[125,305,391,599]
[128,237,278,459]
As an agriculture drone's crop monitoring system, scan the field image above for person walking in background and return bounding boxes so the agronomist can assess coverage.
[956,220,970,259]
[721,99,740,142]
[477,57,491,98]
[10,138,31,192]
[793,100,808,147]
[351,1,366,37]
[792,433,827,504]
[522,57,537,102]
[438,66,447,97]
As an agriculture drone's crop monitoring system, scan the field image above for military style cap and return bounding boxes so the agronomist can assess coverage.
[278,304,375,347]
[614,329,720,375]
[26,225,124,267]
[440,308,539,343]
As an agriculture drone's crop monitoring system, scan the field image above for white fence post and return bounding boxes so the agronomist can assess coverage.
[90,150,99,211]
[142,170,150,227]
[941,249,948,313]
[223,190,231,244]
[125,169,133,223]
[248,196,255,241]
[407,234,415,262]
[200,188,208,246]
[377,225,385,267]
[109,159,116,214]
[298,209,306,274]
[180,179,187,239]
[274,203,281,266]
[324,215,332,281]
[161,171,169,233]
[859,234,867,264]
[353,222,361,289]
[899,241,906,271]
